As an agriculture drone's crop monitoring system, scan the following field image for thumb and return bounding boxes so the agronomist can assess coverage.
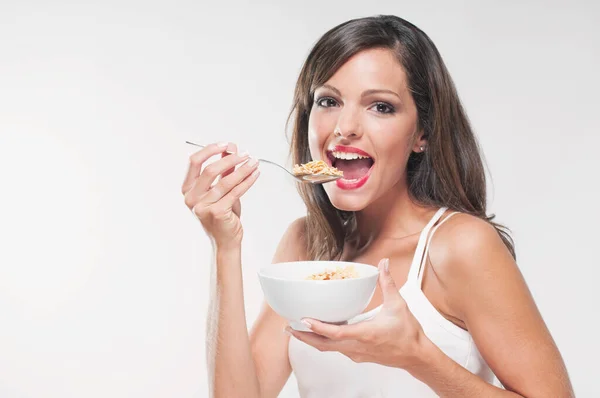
[378,258,401,304]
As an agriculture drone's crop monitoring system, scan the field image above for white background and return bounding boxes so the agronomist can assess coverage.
[1,0,598,397]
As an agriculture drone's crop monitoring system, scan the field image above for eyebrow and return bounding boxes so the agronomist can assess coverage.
[361,89,402,100]
[318,85,401,100]
[320,84,341,96]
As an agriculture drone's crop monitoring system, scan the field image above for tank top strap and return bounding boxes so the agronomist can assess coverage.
[406,207,448,283]
[416,211,460,286]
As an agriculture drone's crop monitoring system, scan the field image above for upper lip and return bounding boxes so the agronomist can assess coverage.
[327,145,373,159]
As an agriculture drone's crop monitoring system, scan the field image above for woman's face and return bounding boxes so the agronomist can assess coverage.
[308,48,423,212]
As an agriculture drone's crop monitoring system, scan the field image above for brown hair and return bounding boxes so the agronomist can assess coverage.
[287,15,515,261]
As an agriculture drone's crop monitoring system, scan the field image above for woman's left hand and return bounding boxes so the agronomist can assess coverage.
[286,258,429,369]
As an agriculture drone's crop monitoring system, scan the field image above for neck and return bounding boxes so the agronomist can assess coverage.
[355,179,436,243]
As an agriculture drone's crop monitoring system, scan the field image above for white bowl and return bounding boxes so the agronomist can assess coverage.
[257,261,379,331]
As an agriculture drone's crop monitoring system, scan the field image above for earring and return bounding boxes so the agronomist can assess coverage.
[419,146,424,152]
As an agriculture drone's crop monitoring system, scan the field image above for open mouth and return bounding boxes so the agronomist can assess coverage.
[327,146,374,188]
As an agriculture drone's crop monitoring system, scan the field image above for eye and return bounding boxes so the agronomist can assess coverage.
[370,102,395,114]
[316,97,339,108]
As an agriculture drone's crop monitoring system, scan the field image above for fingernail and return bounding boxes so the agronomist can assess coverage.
[283,327,292,336]
[238,150,249,158]
[384,258,390,273]
[246,158,258,167]
[251,169,260,178]
[216,141,228,148]
[301,319,312,329]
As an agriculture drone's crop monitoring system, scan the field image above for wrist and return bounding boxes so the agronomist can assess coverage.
[213,238,242,253]
[403,331,439,376]
[213,243,243,283]
[215,244,242,262]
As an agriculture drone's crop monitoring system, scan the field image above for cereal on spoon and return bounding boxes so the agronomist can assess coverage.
[293,160,344,177]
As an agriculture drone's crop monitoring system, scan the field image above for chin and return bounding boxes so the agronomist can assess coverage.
[324,189,370,212]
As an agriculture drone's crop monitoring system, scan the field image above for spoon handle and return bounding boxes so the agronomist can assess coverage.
[252,157,295,176]
[184,141,294,176]
[185,141,233,154]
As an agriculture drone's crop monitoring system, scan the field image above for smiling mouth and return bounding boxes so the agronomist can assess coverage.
[327,148,375,182]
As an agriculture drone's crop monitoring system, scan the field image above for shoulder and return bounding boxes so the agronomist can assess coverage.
[272,217,309,263]
[284,217,307,242]
[429,212,511,268]
[427,212,518,308]
[431,213,504,250]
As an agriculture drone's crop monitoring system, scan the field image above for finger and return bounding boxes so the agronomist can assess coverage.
[301,318,371,341]
[183,154,250,211]
[286,327,336,352]
[202,158,259,205]
[378,258,402,305]
[193,152,250,193]
[214,168,260,209]
[186,161,259,214]
[182,142,229,194]
[221,143,242,179]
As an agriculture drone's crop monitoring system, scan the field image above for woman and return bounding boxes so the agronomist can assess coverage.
[182,15,574,397]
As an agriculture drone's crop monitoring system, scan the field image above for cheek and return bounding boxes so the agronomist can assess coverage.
[370,121,413,158]
[308,112,334,158]
[370,121,415,180]
[307,128,320,161]
[382,140,412,175]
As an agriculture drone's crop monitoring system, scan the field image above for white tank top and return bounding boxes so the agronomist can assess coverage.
[288,207,499,397]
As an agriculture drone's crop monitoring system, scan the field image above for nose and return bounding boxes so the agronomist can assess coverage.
[334,107,362,139]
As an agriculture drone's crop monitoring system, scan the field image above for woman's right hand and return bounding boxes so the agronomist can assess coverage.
[182,142,260,248]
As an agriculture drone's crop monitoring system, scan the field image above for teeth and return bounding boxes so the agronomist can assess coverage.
[331,151,370,160]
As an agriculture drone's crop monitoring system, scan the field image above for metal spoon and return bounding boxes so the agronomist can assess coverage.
[185,141,342,184]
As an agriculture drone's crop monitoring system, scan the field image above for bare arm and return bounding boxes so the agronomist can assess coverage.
[249,217,308,398]
[410,214,574,397]
[182,141,263,398]
[207,218,307,398]
[181,142,299,397]
[206,244,261,398]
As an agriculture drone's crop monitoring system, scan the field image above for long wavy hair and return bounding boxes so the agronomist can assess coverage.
[288,15,515,261]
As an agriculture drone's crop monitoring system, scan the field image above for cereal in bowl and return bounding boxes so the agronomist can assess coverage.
[306,265,358,280]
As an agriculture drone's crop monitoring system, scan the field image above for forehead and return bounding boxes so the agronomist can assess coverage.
[321,48,408,94]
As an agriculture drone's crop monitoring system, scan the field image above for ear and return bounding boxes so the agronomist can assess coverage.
[412,130,427,153]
